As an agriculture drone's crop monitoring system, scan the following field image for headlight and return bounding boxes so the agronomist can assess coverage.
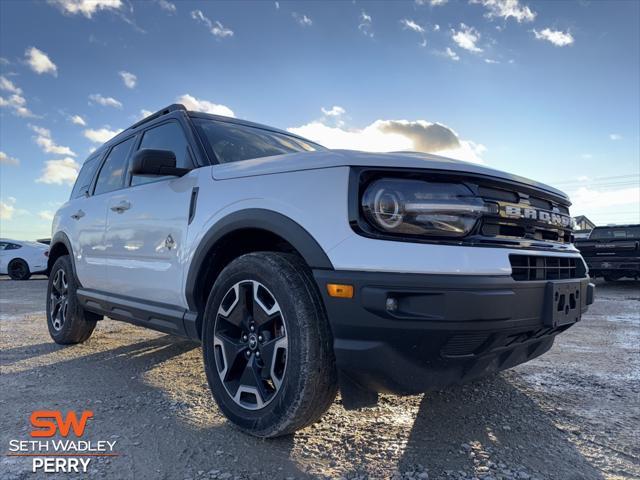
[361,178,494,238]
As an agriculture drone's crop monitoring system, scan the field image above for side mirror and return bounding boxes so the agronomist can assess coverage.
[129,149,190,177]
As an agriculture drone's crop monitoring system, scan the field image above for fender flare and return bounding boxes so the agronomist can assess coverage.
[48,232,78,279]
[184,209,333,311]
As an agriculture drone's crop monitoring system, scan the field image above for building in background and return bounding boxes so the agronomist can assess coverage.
[573,215,597,239]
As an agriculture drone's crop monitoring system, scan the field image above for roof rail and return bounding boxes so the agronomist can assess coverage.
[128,104,186,130]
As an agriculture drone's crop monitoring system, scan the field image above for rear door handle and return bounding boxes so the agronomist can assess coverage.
[110,201,131,213]
[71,210,85,220]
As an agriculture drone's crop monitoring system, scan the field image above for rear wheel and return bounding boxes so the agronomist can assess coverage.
[202,252,337,437]
[46,255,100,344]
[8,259,30,280]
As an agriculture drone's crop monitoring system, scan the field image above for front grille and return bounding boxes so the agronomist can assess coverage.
[481,220,571,243]
[477,185,572,245]
[510,255,585,281]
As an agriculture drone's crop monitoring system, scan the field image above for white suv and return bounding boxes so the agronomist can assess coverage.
[47,104,594,437]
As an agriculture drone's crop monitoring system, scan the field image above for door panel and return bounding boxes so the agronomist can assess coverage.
[65,195,109,289]
[104,174,196,308]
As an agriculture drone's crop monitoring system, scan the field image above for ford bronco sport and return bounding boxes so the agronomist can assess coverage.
[46,104,595,437]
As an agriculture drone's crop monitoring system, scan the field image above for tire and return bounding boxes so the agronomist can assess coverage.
[8,258,31,280]
[202,252,337,437]
[46,255,100,344]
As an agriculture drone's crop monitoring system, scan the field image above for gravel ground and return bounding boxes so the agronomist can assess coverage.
[1,277,638,480]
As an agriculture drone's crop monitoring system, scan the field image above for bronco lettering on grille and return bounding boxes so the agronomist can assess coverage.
[502,205,572,228]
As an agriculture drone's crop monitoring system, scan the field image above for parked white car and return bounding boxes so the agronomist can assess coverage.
[47,104,594,437]
[0,239,49,280]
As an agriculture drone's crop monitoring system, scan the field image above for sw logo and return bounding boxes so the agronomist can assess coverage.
[9,410,116,473]
[30,410,94,437]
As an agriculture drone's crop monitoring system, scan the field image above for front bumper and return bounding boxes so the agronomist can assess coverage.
[583,257,640,276]
[313,269,595,395]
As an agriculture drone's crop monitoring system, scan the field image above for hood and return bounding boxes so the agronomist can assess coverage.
[211,149,568,201]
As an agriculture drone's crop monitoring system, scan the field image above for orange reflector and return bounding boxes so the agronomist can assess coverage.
[326,283,354,299]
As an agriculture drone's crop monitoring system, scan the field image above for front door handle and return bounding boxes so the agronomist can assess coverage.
[110,201,131,213]
[71,210,85,220]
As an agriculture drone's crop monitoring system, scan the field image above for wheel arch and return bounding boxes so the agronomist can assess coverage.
[185,209,333,337]
[48,232,77,281]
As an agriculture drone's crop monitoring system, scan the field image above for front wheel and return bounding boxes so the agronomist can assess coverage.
[202,252,337,437]
[46,255,100,344]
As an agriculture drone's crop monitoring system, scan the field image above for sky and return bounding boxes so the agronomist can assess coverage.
[0,0,638,240]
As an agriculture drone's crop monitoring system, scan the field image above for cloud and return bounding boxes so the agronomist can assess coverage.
[36,157,80,185]
[292,12,312,27]
[571,186,640,212]
[0,93,35,117]
[532,28,574,47]
[358,11,373,38]
[30,125,76,156]
[70,114,86,126]
[484,58,500,64]
[176,94,235,117]
[48,0,122,17]
[401,18,425,34]
[89,93,123,108]
[25,47,58,76]
[0,197,17,220]
[452,23,483,53]
[401,19,427,47]
[118,70,137,89]
[38,210,56,221]
[416,0,448,5]
[275,1,279,9]
[0,76,35,117]
[191,10,234,38]
[321,105,346,117]
[139,109,153,120]
[288,118,485,164]
[445,47,460,61]
[471,0,536,23]
[83,126,123,144]
[0,151,20,166]
[156,0,176,13]
[0,76,22,95]
[609,133,622,141]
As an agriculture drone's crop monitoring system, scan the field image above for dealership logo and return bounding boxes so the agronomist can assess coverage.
[501,204,572,228]
[6,410,117,474]
[30,410,94,437]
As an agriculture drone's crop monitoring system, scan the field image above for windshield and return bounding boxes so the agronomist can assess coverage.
[590,226,640,240]
[194,118,326,164]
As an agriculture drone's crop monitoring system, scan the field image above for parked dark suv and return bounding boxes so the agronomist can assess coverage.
[576,224,640,281]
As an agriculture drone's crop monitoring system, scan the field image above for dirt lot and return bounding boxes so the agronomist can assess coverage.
[1,277,638,480]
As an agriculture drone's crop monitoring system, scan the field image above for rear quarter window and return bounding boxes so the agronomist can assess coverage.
[70,155,100,199]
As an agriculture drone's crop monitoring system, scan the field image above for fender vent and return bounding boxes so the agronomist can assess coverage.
[510,255,585,281]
